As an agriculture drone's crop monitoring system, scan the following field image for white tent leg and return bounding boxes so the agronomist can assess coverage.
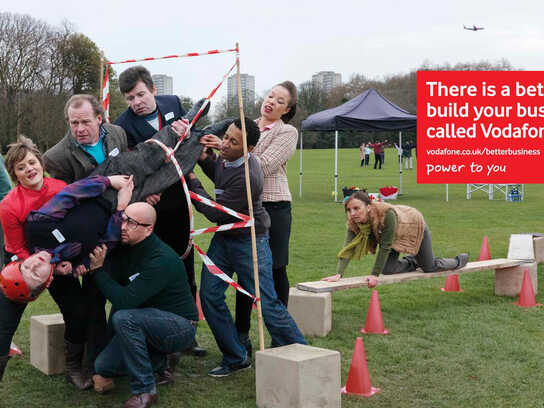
[299,132,303,198]
[399,131,403,195]
[446,184,449,202]
[334,130,338,202]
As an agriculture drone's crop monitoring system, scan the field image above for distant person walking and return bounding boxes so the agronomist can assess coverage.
[359,143,366,167]
[369,140,387,169]
[364,144,371,166]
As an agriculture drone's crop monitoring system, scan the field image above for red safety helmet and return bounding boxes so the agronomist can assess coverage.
[0,261,54,303]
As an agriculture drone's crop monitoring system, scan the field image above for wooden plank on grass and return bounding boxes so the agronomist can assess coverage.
[296,258,527,293]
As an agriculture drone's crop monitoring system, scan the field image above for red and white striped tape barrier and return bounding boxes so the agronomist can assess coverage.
[106,48,238,65]
[146,137,256,301]
[194,245,257,301]
[171,61,237,153]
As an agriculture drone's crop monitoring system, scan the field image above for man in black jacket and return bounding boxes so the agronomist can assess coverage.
[115,66,205,356]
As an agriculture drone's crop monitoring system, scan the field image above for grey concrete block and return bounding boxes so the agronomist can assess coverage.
[256,343,341,408]
[288,288,331,337]
[30,314,65,375]
[534,237,544,263]
[495,262,538,296]
[508,234,535,260]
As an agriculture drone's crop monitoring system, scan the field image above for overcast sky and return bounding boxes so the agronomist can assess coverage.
[3,0,544,105]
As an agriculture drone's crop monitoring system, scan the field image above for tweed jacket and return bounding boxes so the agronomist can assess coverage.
[43,123,128,184]
[253,119,298,202]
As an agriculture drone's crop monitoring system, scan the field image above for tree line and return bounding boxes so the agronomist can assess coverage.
[0,12,515,152]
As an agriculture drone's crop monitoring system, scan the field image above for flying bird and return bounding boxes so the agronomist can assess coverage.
[464,24,484,31]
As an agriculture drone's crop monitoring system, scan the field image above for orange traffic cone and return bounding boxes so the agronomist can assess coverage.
[361,290,389,334]
[9,342,22,356]
[341,337,381,397]
[514,269,542,307]
[477,236,491,261]
[195,290,205,321]
[441,274,463,292]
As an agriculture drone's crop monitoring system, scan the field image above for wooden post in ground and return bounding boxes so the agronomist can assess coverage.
[235,42,265,351]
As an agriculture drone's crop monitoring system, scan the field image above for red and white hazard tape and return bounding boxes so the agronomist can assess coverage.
[189,191,250,222]
[147,135,256,301]
[106,48,238,65]
[172,61,237,153]
[194,245,257,301]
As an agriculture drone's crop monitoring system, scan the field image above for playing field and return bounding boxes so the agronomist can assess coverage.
[4,148,543,407]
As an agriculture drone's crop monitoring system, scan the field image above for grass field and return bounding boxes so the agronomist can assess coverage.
[3,148,544,407]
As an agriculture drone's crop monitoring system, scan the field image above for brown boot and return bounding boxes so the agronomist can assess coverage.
[0,355,10,382]
[64,340,93,390]
[123,393,158,408]
[93,374,115,393]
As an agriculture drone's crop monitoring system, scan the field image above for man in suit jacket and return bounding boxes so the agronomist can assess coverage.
[115,66,205,357]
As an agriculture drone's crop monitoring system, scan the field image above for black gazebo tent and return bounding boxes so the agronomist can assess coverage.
[299,88,417,200]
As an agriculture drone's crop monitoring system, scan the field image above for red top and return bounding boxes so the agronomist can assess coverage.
[0,178,66,260]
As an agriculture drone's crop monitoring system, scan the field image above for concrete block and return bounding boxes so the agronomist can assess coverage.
[256,343,341,408]
[507,234,535,261]
[30,314,65,375]
[288,288,331,337]
[534,237,544,263]
[495,262,537,296]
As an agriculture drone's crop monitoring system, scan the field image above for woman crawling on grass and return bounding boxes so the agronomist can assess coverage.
[322,191,469,288]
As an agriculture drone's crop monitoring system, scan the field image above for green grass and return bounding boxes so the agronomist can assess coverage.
[3,148,544,407]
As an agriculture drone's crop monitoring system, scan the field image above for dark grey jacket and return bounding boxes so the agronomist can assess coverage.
[43,123,128,184]
[188,154,270,237]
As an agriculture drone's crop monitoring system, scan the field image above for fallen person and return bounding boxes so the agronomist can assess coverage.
[322,191,469,287]
[0,172,132,387]
[0,98,223,384]
[0,136,132,389]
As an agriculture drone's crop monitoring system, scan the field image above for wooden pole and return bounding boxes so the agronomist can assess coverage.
[235,43,265,351]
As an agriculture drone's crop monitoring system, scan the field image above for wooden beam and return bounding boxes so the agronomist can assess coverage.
[296,259,527,293]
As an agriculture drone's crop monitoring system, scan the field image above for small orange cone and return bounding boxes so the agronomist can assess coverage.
[514,269,542,307]
[361,290,389,334]
[195,290,205,321]
[441,274,463,292]
[9,342,22,356]
[477,236,491,261]
[341,337,381,397]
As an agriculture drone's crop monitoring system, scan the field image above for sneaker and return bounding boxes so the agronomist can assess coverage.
[455,253,469,269]
[208,359,251,378]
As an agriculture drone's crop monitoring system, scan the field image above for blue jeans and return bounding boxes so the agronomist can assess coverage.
[200,234,306,367]
[94,308,196,395]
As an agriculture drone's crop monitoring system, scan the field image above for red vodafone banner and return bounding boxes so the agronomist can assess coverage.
[417,71,544,183]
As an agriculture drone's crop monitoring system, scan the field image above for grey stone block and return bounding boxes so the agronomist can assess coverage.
[256,344,341,408]
[288,288,331,337]
[30,314,65,375]
[495,262,538,296]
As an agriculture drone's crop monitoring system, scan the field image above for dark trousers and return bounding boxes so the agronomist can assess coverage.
[235,202,291,334]
[154,208,196,300]
[364,154,370,166]
[382,226,459,274]
[374,153,382,169]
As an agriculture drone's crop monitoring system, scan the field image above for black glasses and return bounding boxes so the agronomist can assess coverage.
[121,212,151,230]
